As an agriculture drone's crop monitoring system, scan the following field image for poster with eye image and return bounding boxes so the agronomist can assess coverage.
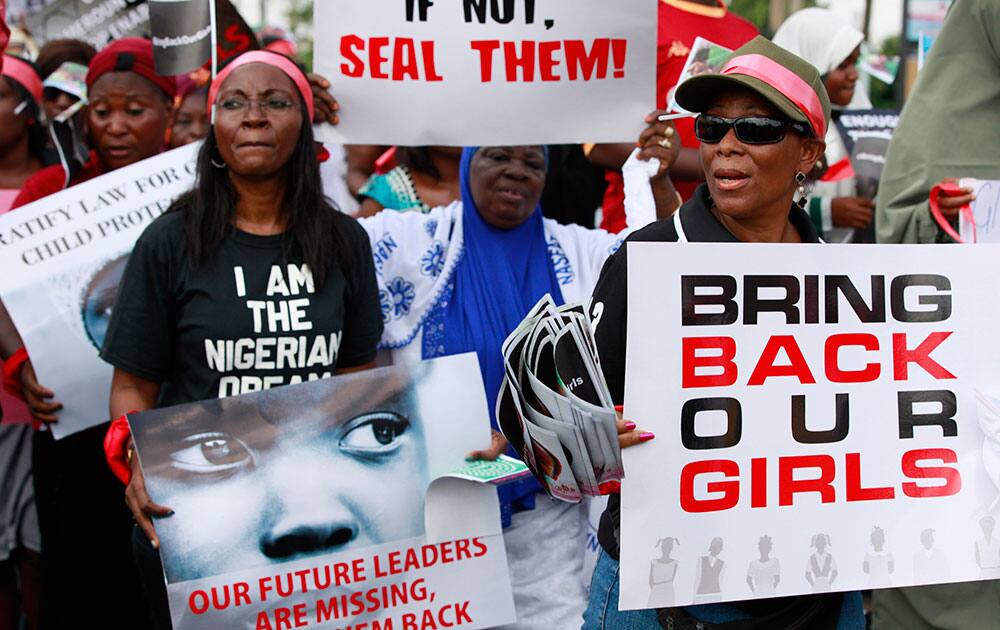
[128,353,517,630]
[0,143,199,438]
[619,242,1000,610]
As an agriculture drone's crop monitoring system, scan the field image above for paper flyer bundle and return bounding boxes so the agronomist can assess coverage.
[129,353,517,630]
[497,295,623,503]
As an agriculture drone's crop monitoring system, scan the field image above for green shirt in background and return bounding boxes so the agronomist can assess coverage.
[875,0,1000,244]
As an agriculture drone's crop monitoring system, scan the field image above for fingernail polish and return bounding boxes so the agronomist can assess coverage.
[614,405,624,412]
[624,421,637,431]
[166,510,175,516]
[639,432,656,442]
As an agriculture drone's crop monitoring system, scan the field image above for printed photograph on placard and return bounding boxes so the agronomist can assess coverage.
[669,37,733,113]
[130,353,516,630]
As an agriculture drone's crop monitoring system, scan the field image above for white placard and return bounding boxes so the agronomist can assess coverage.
[960,179,1000,244]
[0,144,199,438]
[313,0,657,146]
[620,243,1000,610]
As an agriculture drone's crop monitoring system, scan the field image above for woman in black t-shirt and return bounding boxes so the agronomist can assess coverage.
[585,37,865,629]
[100,51,382,628]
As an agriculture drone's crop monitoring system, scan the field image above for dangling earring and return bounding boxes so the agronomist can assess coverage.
[795,171,808,209]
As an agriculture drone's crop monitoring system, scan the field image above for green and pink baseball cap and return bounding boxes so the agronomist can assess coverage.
[675,35,832,139]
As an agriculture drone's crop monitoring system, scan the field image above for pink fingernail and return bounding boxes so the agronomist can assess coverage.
[639,432,656,442]
[624,421,637,431]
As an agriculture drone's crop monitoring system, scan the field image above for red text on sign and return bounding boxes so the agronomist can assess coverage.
[678,449,961,513]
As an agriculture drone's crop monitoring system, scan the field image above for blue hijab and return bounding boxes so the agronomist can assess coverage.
[441,146,564,521]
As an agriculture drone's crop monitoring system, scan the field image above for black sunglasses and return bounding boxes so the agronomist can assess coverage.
[695,114,811,145]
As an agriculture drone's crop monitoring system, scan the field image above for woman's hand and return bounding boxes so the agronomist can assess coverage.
[616,406,654,449]
[831,196,875,229]
[20,359,62,423]
[307,73,340,125]
[636,110,682,181]
[467,430,508,461]
[933,178,976,219]
[124,448,173,549]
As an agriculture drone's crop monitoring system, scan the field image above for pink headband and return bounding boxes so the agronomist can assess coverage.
[721,54,826,138]
[2,55,43,106]
[207,50,314,122]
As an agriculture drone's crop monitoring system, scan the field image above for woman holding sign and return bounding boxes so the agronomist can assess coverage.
[101,50,382,629]
[0,38,176,630]
[585,36,865,628]
[351,139,679,626]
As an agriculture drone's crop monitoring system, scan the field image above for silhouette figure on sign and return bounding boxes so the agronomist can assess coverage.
[694,537,725,603]
[913,528,949,583]
[863,526,894,587]
[648,537,679,606]
[975,516,1000,578]
[746,534,780,596]
[805,534,837,592]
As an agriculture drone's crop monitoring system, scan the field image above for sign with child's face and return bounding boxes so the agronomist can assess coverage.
[312,0,657,146]
[619,243,1000,609]
[0,143,199,438]
[129,353,516,630]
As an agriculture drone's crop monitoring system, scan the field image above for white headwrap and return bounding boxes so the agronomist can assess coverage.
[773,7,871,109]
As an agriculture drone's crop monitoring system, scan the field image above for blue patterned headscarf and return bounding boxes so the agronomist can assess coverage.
[440,146,564,522]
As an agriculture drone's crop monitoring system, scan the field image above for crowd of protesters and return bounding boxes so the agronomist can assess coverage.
[0,0,998,628]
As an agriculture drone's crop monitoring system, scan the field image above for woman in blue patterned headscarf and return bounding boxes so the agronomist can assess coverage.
[357,144,672,626]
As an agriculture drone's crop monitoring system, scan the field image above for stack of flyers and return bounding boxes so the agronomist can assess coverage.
[496,295,624,504]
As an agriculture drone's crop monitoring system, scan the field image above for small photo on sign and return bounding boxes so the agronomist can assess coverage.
[669,37,733,113]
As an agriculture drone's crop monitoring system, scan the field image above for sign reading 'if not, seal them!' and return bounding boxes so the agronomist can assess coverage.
[619,243,1000,609]
[312,0,656,146]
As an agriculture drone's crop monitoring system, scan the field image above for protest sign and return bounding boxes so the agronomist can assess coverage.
[148,0,258,76]
[619,243,1000,609]
[859,53,900,85]
[960,179,1000,244]
[0,143,198,438]
[129,353,517,630]
[312,0,657,146]
[25,0,149,49]
[833,109,899,202]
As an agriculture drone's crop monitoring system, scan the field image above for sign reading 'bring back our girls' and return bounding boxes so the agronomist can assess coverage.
[620,243,1000,609]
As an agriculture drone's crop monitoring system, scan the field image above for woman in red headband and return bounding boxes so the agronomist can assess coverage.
[584,36,865,629]
[0,55,46,213]
[99,49,381,628]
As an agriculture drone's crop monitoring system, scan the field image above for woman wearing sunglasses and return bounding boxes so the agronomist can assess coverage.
[584,36,865,629]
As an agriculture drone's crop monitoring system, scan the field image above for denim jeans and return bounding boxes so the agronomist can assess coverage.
[583,548,866,629]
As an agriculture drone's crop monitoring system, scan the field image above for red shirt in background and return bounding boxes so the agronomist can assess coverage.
[11,152,107,209]
[600,0,758,233]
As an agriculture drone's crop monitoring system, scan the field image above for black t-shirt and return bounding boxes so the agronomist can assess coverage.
[101,208,383,407]
[591,185,842,624]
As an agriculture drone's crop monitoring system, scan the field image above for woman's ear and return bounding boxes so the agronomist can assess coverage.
[798,137,826,175]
